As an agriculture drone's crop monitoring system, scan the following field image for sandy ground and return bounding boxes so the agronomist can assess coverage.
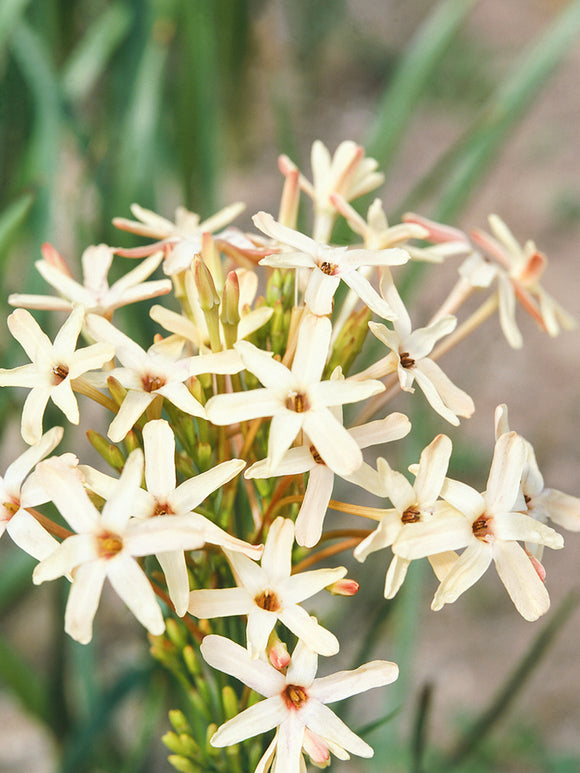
[1,1,579,771]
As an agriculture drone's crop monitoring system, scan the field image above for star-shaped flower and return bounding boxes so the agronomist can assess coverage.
[394,432,564,620]
[86,314,242,442]
[0,306,114,444]
[253,211,408,317]
[189,517,345,657]
[33,449,260,643]
[205,313,385,476]
[9,243,171,318]
[81,419,259,616]
[200,634,399,771]
[246,385,411,547]
[354,270,474,426]
[0,427,64,560]
[354,434,455,598]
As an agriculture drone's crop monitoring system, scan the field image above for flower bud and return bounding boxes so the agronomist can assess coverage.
[268,632,290,670]
[326,578,359,596]
[193,257,220,312]
[86,430,126,473]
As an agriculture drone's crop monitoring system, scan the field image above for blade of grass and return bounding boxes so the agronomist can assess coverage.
[0,192,34,256]
[61,3,133,102]
[0,635,49,723]
[443,590,580,769]
[0,0,32,54]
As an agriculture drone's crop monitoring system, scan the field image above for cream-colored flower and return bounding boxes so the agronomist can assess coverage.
[0,307,114,444]
[189,517,345,657]
[201,634,398,771]
[206,313,385,476]
[355,434,455,598]
[254,211,408,317]
[9,243,171,318]
[394,432,564,620]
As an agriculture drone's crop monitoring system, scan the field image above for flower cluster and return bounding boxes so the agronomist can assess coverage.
[1,140,578,772]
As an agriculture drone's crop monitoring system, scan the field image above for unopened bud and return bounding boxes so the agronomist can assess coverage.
[86,430,126,473]
[169,710,191,735]
[326,578,359,596]
[220,271,240,327]
[123,429,141,456]
[106,374,127,407]
[183,644,201,677]
[268,637,290,670]
[193,257,220,312]
[327,306,372,376]
[222,685,239,721]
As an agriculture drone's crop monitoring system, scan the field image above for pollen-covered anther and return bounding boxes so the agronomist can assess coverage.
[309,444,324,464]
[401,506,421,524]
[2,501,19,519]
[472,515,492,540]
[399,351,415,369]
[319,261,337,276]
[283,683,309,710]
[52,364,69,383]
[142,374,166,392]
[97,532,124,559]
[286,392,309,413]
[254,589,281,612]
[153,501,174,517]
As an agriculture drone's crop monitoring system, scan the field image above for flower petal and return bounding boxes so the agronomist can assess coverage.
[200,634,284,697]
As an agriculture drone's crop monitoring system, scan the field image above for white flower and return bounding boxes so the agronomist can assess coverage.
[333,197,429,252]
[472,215,576,348]
[279,140,385,242]
[113,202,248,275]
[394,432,564,621]
[200,634,399,772]
[8,243,171,318]
[0,427,64,560]
[189,517,345,657]
[354,434,454,598]
[253,211,408,317]
[495,404,580,539]
[246,392,411,547]
[32,450,259,644]
[86,314,241,442]
[205,313,385,476]
[355,270,474,426]
[0,306,114,444]
[81,419,260,617]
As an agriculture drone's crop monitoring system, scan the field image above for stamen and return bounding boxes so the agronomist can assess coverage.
[153,501,174,517]
[399,352,415,369]
[309,444,324,464]
[254,589,281,612]
[52,364,69,383]
[142,374,166,392]
[97,532,124,559]
[319,261,337,276]
[283,683,309,710]
[401,506,421,524]
[286,392,308,412]
[472,516,491,540]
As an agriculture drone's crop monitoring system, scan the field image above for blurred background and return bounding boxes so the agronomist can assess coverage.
[1,1,580,771]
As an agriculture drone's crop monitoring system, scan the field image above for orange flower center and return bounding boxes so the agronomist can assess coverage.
[52,364,69,383]
[283,684,309,710]
[254,589,281,612]
[309,444,324,464]
[286,392,309,413]
[319,261,337,276]
[97,532,124,559]
[401,506,421,524]
[472,515,492,540]
[142,374,166,392]
[399,351,415,369]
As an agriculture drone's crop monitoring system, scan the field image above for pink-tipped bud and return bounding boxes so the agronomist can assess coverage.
[221,271,240,327]
[326,578,359,596]
[526,549,547,582]
[268,636,290,670]
[41,243,72,275]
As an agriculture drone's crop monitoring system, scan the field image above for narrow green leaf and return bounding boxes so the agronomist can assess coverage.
[61,3,133,102]
[0,0,32,53]
[0,192,34,255]
[366,0,477,173]
[0,636,48,722]
[411,682,434,773]
[444,591,580,769]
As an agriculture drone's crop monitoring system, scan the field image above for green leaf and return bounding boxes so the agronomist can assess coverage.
[0,549,35,614]
[0,0,32,54]
[0,635,49,722]
[61,3,133,102]
[0,192,34,255]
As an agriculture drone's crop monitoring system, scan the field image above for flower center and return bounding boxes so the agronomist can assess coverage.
[472,515,492,541]
[2,500,19,520]
[141,374,166,392]
[254,589,281,612]
[283,684,309,710]
[52,363,69,383]
[286,392,309,413]
[399,351,415,369]
[401,506,421,524]
[319,261,337,276]
[153,501,174,517]
[97,532,124,559]
[309,444,324,464]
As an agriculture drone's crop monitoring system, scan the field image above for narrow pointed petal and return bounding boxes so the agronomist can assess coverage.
[262,517,293,583]
[311,660,398,704]
[36,458,100,532]
[188,587,252,619]
[393,509,472,560]
[267,411,304,472]
[7,309,53,363]
[156,382,206,418]
[253,211,317,255]
[7,508,59,561]
[107,553,165,635]
[414,434,452,506]
[157,550,190,617]
[143,420,176,498]
[200,634,285,696]
[278,604,339,656]
[440,479,485,522]
[211,697,287,746]
[52,305,84,358]
[101,449,144,533]
[432,542,491,609]
[172,459,245,513]
[485,432,526,514]
[50,380,79,424]
[377,457,415,513]
[64,561,107,644]
[303,409,362,476]
[281,566,346,605]
[306,703,373,758]
[3,426,63,494]
[534,489,580,531]
[108,390,154,442]
[348,412,411,449]
[246,447,314,479]
[21,387,52,445]
[291,315,331,384]
[492,512,563,549]
[286,639,318,686]
[247,608,278,657]
[303,270,339,316]
[493,540,551,621]
[295,464,335,548]
[272,718,305,773]
[33,534,99,582]
[384,554,411,598]
[417,359,474,418]
[235,340,295,392]
[206,388,282,424]
[354,511,401,562]
[341,269,395,320]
